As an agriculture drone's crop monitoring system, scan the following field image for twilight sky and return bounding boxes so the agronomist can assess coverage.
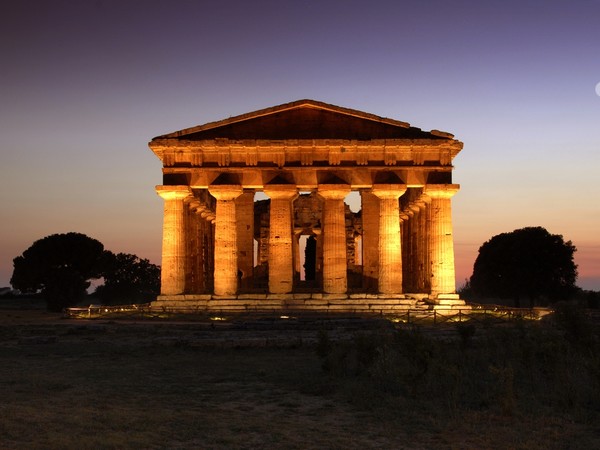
[1,0,599,290]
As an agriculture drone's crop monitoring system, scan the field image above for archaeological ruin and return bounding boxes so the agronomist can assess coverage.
[150,100,466,313]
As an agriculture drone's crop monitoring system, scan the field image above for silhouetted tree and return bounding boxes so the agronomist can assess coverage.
[95,252,160,305]
[11,233,105,311]
[470,227,577,307]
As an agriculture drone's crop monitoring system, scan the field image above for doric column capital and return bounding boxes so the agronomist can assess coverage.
[317,184,351,200]
[156,185,192,201]
[208,185,243,201]
[371,184,407,200]
[418,193,432,204]
[423,184,460,199]
[263,185,298,200]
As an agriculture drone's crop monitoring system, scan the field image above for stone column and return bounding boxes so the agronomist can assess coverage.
[372,185,407,294]
[236,192,255,291]
[399,211,410,291]
[263,186,298,294]
[318,185,351,294]
[186,199,200,293]
[418,195,432,292]
[410,198,429,292]
[402,207,414,291]
[156,185,192,295]
[195,198,216,293]
[424,184,460,297]
[208,185,243,296]
[361,191,380,291]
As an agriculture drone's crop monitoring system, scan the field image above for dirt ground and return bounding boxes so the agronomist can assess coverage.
[1,299,598,449]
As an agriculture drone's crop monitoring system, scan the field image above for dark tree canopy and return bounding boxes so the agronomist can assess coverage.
[95,252,160,305]
[11,232,105,311]
[470,227,578,307]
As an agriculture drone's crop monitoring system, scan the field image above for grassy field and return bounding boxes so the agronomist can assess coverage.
[0,301,599,449]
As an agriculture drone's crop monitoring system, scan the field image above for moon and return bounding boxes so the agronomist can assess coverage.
[596,82,600,96]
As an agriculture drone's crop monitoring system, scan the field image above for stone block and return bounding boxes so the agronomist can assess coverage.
[237,294,267,300]
[377,294,406,299]
[211,295,238,300]
[267,294,294,300]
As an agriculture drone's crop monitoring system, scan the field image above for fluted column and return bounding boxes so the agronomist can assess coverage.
[236,192,255,291]
[156,185,192,295]
[208,185,243,296]
[419,195,432,292]
[408,202,421,292]
[361,191,380,291]
[423,184,460,297]
[372,185,407,294]
[318,185,351,294]
[399,211,410,291]
[263,186,298,294]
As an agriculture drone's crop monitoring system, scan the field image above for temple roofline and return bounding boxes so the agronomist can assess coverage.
[151,99,455,141]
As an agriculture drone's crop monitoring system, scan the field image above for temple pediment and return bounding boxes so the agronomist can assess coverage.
[153,99,454,141]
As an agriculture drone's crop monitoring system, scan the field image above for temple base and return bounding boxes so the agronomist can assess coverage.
[151,293,469,315]
[429,293,471,310]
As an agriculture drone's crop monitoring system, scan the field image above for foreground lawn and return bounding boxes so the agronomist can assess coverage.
[0,309,598,449]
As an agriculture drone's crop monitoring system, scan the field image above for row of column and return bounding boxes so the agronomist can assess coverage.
[156,183,459,298]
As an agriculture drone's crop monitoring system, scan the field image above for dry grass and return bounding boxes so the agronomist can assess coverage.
[0,303,599,449]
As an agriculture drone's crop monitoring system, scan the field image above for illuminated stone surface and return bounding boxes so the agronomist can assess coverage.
[372,185,406,294]
[150,100,466,311]
[209,185,243,296]
[263,186,297,293]
[424,184,460,297]
[156,186,191,295]
[318,185,351,293]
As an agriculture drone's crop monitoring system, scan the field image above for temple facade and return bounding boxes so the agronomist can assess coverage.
[150,100,465,313]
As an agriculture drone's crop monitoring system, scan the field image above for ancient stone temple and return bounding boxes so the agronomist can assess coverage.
[150,100,466,313]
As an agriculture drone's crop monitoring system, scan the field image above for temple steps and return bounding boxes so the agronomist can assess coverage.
[152,294,469,315]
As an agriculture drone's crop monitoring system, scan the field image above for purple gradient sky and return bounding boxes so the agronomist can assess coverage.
[1,0,599,290]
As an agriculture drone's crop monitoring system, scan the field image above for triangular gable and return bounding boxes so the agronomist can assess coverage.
[153,99,454,141]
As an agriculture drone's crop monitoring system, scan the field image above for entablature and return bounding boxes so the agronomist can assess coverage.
[161,166,454,190]
[150,138,462,168]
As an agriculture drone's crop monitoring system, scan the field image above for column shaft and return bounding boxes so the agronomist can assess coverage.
[209,186,243,296]
[318,186,351,294]
[156,186,192,295]
[361,191,380,291]
[264,187,297,294]
[372,185,407,294]
[424,185,460,297]
[236,192,255,291]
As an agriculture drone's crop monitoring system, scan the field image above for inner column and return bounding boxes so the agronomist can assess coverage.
[208,185,243,296]
[371,184,407,294]
[263,186,298,294]
[317,185,351,294]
